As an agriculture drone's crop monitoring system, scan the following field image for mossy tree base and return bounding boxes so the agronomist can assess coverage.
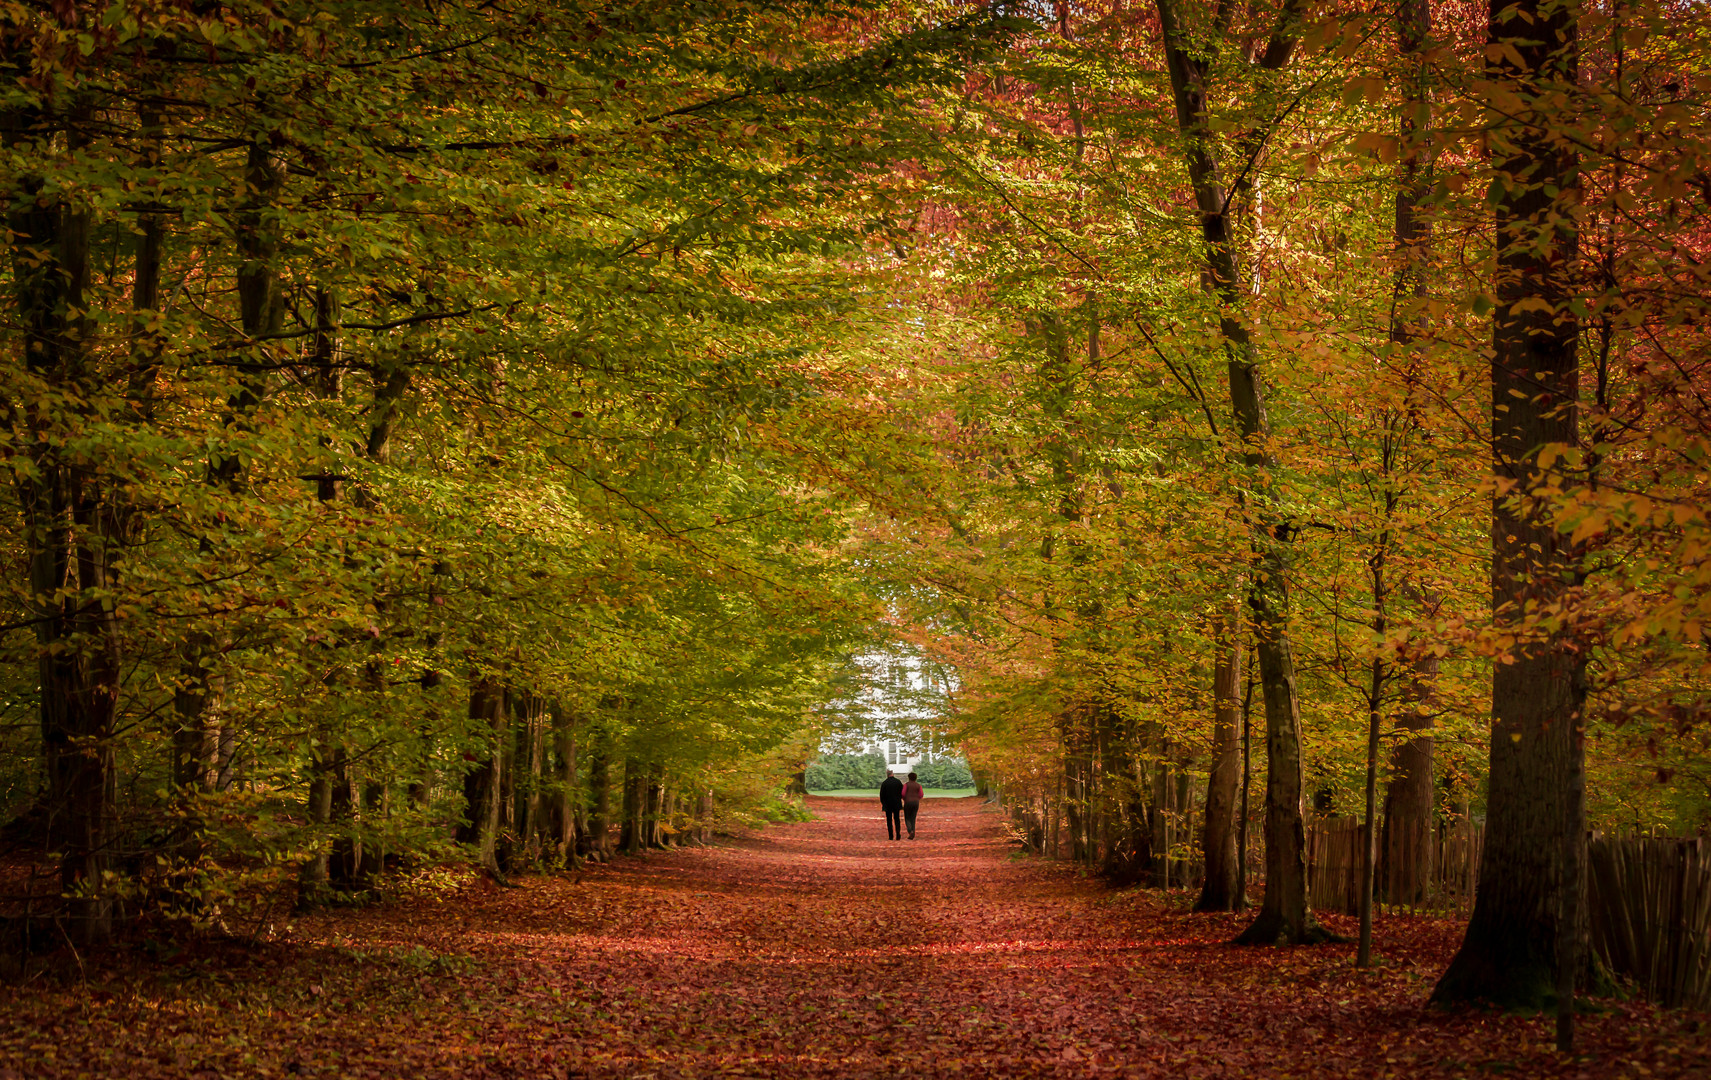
[1431,915,1603,1012]
[1232,908,1345,946]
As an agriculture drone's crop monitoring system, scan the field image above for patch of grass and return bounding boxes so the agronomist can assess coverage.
[808,787,978,799]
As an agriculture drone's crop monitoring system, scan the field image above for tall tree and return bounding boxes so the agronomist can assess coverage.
[1153,0,1329,945]
[1431,0,1584,1011]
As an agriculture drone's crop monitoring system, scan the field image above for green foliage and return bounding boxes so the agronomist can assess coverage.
[804,753,888,791]
[804,753,973,791]
[912,759,974,790]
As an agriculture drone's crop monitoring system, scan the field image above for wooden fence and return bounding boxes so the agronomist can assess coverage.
[1305,818,1710,1010]
[1305,814,1483,917]
[1588,835,1711,1010]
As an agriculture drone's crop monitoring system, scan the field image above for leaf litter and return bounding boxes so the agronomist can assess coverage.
[1,797,1705,1078]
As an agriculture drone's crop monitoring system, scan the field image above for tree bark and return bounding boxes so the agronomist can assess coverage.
[1062,714,1093,866]
[522,698,541,867]
[1098,705,1149,884]
[1236,668,1254,909]
[645,765,667,848]
[1150,749,1171,888]
[1358,635,1386,967]
[1380,649,1438,904]
[326,748,364,889]
[619,758,645,855]
[550,702,580,866]
[1196,602,1244,911]
[585,740,612,858]
[456,677,505,873]
[6,95,119,942]
[1432,0,1584,1009]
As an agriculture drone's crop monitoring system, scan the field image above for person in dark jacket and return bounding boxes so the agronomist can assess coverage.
[879,771,904,840]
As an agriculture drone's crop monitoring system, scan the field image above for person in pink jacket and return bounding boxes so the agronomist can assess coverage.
[901,772,925,839]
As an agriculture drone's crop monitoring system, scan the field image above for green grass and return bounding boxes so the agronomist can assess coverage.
[808,787,978,799]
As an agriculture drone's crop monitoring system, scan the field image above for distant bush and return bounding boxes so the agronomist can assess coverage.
[805,752,887,791]
[804,753,974,791]
[914,758,974,789]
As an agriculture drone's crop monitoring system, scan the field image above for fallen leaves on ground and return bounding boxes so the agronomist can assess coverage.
[2,797,1705,1078]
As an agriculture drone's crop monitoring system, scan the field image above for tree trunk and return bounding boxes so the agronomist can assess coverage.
[172,141,282,871]
[1432,0,1583,1009]
[644,764,666,849]
[505,692,545,872]
[1152,0,1323,945]
[1062,715,1092,866]
[1380,649,1438,905]
[1196,604,1244,911]
[7,97,119,942]
[1233,620,1324,943]
[1150,751,1171,888]
[1099,706,1148,884]
[619,758,645,855]
[301,763,333,902]
[456,677,505,873]
[1358,650,1386,967]
[585,742,612,857]
[496,692,521,873]
[550,702,579,866]
[327,748,364,889]
[1376,0,1439,917]
[1236,668,1254,909]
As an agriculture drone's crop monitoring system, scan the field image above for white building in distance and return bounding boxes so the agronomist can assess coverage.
[818,649,961,771]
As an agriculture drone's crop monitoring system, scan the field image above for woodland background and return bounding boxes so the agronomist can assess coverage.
[1,0,1707,1019]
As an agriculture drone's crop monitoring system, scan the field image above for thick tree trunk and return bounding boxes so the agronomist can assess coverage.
[585,743,612,857]
[550,702,579,865]
[697,788,714,844]
[1236,669,1254,908]
[1234,620,1325,944]
[1380,650,1438,904]
[1098,706,1147,884]
[496,694,520,873]
[1358,647,1386,967]
[8,98,119,942]
[645,765,667,848]
[1196,606,1244,911]
[301,764,333,901]
[1432,0,1583,1010]
[503,693,545,871]
[456,678,505,873]
[619,758,644,855]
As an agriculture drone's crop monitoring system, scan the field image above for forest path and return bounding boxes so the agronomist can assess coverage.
[3,796,1707,1079]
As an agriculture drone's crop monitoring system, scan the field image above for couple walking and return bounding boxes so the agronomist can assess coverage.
[879,770,924,840]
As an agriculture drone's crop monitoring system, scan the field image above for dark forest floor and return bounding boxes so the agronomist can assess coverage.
[1,796,1706,1078]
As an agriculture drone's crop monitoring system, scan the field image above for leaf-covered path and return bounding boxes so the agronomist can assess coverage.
[3,796,1706,1079]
